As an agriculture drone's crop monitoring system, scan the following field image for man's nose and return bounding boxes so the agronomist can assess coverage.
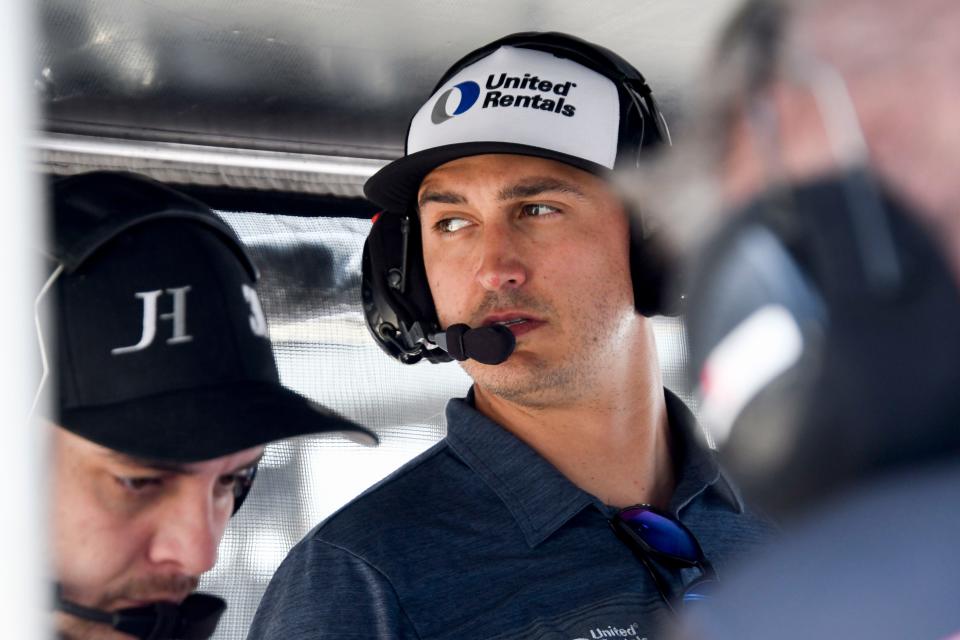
[148,490,227,576]
[476,223,527,292]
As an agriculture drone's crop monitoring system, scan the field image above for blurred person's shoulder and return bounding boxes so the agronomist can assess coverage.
[681,456,960,640]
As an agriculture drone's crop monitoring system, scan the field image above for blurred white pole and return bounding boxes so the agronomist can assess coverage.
[2,0,43,638]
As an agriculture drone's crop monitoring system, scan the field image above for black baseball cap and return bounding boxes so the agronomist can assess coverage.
[47,172,377,461]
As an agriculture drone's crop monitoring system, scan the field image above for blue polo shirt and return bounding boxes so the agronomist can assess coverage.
[248,390,776,640]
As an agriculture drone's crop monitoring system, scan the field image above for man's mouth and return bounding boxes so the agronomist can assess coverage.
[112,593,188,609]
[482,313,544,338]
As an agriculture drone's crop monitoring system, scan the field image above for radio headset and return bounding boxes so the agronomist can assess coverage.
[361,31,677,366]
[684,48,960,514]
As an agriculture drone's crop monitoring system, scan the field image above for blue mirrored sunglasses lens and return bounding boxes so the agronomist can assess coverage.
[618,507,699,561]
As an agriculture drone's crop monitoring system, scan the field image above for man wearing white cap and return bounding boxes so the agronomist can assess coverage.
[250,32,773,640]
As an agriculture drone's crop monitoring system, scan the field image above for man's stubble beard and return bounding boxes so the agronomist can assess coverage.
[462,290,633,410]
[464,351,581,409]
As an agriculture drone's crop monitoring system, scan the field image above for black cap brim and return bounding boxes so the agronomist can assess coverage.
[61,380,378,462]
[364,142,611,212]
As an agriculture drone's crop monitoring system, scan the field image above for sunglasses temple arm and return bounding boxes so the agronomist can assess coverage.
[609,520,678,616]
[638,547,678,616]
[697,557,719,582]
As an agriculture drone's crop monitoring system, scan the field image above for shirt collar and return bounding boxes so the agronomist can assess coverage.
[445,388,743,549]
[445,389,592,548]
[663,389,743,515]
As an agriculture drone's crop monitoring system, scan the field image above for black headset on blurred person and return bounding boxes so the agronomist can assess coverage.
[681,3,960,516]
[360,31,678,367]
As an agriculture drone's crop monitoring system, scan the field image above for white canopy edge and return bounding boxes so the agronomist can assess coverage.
[35,133,389,198]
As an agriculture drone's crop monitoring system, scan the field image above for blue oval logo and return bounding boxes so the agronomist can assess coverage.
[430,81,481,124]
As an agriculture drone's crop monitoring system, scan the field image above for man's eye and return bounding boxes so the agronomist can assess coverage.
[216,474,240,494]
[435,217,472,234]
[218,466,256,496]
[217,473,242,489]
[521,203,560,217]
[116,476,162,492]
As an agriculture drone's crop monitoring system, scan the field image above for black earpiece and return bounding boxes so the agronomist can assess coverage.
[361,211,451,364]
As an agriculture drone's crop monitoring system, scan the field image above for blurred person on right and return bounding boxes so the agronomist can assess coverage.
[623,0,960,638]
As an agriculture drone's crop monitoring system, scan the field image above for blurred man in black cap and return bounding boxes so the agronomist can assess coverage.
[41,171,376,640]
[622,0,960,638]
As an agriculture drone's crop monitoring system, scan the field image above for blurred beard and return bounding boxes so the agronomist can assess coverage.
[99,573,199,608]
[56,574,199,640]
[56,614,128,640]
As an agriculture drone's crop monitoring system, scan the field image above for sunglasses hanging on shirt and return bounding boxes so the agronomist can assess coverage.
[610,504,718,613]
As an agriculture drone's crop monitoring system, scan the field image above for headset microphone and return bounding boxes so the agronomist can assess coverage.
[430,323,516,365]
[55,588,226,640]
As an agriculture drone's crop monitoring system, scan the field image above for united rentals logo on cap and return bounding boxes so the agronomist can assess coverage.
[431,81,481,123]
[413,46,619,159]
[482,70,579,116]
[365,44,622,212]
[429,63,583,124]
